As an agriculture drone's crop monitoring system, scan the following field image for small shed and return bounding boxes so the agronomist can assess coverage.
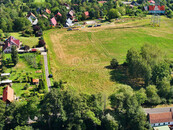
[0,79,12,85]
[1,73,10,77]
[32,79,39,85]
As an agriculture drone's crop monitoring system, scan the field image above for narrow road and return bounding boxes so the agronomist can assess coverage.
[41,52,51,92]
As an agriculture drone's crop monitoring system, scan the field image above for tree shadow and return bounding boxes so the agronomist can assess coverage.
[5,64,15,68]
[107,65,145,90]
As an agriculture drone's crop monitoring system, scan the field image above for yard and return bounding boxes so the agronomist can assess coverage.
[9,33,39,47]
[44,16,173,95]
[0,53,46,97]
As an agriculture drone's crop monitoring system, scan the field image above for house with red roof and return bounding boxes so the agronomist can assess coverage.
[50,17,57,26]
[84,11,89,18]
[3,36,21,53]
[3,86,14,103]
[56,12,62,17]
[45,8,51,14]
[148,112,173,127]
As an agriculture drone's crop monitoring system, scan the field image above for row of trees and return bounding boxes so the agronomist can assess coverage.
[0,85,151,130]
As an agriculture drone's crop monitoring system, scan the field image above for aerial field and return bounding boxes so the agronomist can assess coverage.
[44,16,173,95]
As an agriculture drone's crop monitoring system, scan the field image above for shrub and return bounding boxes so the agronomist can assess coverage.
[38,40,46,47]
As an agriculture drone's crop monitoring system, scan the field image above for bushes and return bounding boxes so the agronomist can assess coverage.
[21,54,38,69]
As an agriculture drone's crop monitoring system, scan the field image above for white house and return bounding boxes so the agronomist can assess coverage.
[3,36,21,53]
[27,12,38,25]
[66,18,73,26]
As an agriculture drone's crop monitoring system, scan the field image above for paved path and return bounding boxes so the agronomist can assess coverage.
[144,107,173,114]
[41,52,51,92]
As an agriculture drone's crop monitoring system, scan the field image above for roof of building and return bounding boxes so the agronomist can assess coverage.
[27,12,36,18]
[1,73,10,76]
[122,1,131,4]
[149,0,155,3]
[98,1,107,4]
[33,79,39,83]
[0,79,12,84]
[45,8,51,14]
[149,112,173,124]
[42,14,48,19]
[56,12,62,17]
[144,107,173,114]
[3,86,14,102]
[69,10,75,17]
[50,17,57,26]
[84,11,89,16]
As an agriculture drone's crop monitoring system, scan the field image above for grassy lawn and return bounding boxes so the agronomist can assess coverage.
[0,53,43,97]
[44,16,173,95]
[9,33,39,47]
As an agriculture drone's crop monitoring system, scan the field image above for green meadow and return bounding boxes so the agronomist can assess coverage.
[10,33,39,47]
[44,16,173,95]
[0,54,44,96]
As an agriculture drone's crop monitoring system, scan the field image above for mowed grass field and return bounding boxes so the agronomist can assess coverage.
[44,16,173,95]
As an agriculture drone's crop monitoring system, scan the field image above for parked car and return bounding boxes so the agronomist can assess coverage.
[67,28,72,31]
[88,25,92,28]
[48,74,53,78]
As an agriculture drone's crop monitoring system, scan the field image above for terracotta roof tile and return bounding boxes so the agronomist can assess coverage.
[149,112,173,124]
[3,86,14,102]
[46,9,51,14]
[33,79,39,83]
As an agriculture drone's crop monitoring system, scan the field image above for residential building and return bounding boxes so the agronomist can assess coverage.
[3,36,21,53]
[3,86,14,103]
[84,11,89,18]
[27,12,38,25]
[50,17,57,26]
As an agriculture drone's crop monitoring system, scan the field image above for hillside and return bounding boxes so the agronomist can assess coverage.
[44,16,173,95]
